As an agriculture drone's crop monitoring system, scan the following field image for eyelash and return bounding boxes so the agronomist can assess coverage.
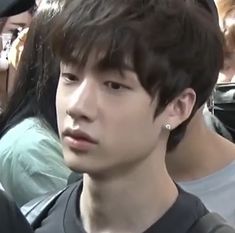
[61,73,130,90]
[104,81,129,90]
[61,73,78,83]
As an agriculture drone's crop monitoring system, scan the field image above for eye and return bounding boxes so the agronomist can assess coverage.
[61,73,78,83]
[104,81,128,90]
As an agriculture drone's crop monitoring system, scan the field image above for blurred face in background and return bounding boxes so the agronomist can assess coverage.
[218,53,235,83]
[2,11,32,34]
[216,5,235,83]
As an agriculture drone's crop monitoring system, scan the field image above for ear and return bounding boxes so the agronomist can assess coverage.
[163,88,196,130]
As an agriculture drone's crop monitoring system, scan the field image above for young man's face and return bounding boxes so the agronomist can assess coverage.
[56,55,193,176]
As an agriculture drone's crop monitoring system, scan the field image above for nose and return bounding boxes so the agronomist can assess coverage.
[66,79,98,122]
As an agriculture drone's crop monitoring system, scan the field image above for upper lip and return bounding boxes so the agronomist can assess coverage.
[62,128,98,144]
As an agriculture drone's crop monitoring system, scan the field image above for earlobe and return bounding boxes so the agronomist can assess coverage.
[165,88,196,129]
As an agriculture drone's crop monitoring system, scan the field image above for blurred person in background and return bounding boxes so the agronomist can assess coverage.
[0,0,35,232]
[0,18,9,111]
[210,0,235,140]
[215,0,235,83]
[1,10,32,34]
[167,104,235,226]
[0,0,71,207]
[0,5,35,112]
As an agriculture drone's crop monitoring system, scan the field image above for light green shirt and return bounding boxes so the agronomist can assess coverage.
[0,117,71,206]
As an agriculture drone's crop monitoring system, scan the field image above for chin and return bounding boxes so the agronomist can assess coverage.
[64,156,88,173]
[63,151,100,174]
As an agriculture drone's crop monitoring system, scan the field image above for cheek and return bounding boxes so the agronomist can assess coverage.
[104,102,162,156]
[56,86,67,135]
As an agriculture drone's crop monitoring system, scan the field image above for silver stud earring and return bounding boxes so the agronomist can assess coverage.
[165,124,172,131]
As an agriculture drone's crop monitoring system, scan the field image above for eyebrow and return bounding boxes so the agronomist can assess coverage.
[94,56,134,71]
[61,62,136,82]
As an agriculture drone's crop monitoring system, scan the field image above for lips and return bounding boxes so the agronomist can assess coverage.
[62,128,98,152]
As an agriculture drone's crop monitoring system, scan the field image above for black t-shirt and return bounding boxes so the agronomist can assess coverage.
[35,181,208,233]
[0,190,33,233]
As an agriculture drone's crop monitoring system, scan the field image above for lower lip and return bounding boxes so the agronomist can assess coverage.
[64,136,96,152]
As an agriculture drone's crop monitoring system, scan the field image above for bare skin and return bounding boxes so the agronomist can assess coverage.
[57,60,195,233]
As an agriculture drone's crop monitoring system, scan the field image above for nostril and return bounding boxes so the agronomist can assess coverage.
[66,107,95,122]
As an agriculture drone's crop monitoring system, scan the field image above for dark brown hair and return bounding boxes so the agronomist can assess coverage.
[52,0,223,150]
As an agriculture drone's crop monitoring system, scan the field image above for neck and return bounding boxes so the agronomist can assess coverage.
[80,150,178,233]
[166,113,235,182]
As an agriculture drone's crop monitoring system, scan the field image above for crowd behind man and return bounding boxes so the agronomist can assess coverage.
[1,0,235,233]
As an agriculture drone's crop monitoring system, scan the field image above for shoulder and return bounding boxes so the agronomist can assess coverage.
[172,187,208,220]
[0,117,43,146]
[0,117,62,167]
[0,117,61,155]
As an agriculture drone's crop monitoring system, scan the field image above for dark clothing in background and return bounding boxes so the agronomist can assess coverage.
[211,83,235,141]
[0,0,35,17]
[0,190,33,233]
